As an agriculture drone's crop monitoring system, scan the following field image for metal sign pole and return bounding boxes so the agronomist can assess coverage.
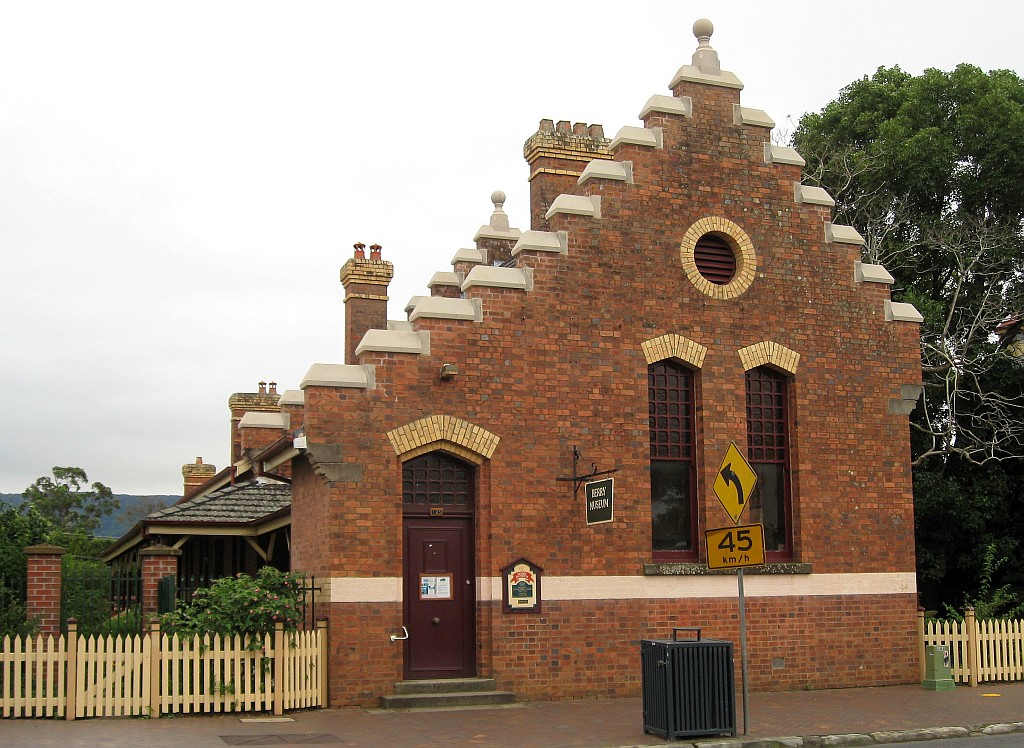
[738,567,749,736]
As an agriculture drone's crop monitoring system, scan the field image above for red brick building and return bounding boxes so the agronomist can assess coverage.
[212,20,924,705]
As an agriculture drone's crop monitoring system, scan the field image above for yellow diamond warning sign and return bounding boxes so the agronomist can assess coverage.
[713,442,757,524]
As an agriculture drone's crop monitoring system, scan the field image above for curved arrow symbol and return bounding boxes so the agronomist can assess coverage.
[720,463,744,506]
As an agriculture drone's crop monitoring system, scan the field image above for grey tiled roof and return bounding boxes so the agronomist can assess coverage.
[146,480,291,525]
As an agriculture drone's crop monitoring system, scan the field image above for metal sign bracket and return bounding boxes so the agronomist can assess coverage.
[555,445,618,497]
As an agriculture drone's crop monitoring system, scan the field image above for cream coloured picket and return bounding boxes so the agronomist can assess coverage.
[921,608,1024,685]
[0,619,326,719]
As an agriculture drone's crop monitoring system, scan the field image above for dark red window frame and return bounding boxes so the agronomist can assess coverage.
[745,366,792,560]
[649,360,698,561]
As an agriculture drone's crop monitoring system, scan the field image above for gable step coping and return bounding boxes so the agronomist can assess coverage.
[408,296,482,323]
[545,194,601,220]
[512,230,568,256]
[462,265,531,292]
[355,328,429,356]
[610,125,663,150]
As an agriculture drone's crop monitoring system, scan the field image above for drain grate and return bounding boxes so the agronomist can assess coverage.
[220,735,341,745]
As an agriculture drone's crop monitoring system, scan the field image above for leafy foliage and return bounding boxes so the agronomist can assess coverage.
[1,469,123,638]
[22,467,118,534]
[60,556,143,637]
[796,64,1024,467]
[941,543,1024,620]
[794,64,1024,611]
[0,501,52,638]
[161,567,305,643]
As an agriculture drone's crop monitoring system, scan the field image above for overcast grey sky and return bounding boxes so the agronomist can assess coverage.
[2,1,1022,496]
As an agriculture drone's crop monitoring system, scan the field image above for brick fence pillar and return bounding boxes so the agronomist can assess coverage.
[24,543,65,637]
[139,544,182,619]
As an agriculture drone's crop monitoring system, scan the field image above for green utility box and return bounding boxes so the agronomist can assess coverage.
[922,644,955,691]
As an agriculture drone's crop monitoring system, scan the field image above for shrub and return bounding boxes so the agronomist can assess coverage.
[62,556,118,636]
[942,543,1024,621]
[161,567,305,642]
[0,590,36,639]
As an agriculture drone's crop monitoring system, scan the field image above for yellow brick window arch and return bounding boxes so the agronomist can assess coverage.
[386,415,500,465]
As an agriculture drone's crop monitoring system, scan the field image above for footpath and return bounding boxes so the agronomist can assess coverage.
[2,681,1024,747]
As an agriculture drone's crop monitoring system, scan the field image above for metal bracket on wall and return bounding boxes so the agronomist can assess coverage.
[555,445,618,498]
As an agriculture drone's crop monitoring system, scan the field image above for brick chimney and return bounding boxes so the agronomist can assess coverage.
[340,243,394,364]
[182,456,216,496]
[228,381,282,464]
[523,120,611,231]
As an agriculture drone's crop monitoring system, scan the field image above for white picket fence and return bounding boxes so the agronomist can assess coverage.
[1,619,326,719]
[921,608,1024,685]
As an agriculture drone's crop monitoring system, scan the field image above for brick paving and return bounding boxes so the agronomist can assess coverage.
[2,683,1024,747]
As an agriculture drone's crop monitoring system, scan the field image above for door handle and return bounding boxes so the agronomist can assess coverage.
[390,626,409,642]
[432,617,441,625]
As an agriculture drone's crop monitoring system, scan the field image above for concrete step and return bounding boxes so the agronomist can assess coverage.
[393,677,498,695]
[381,678,516,710]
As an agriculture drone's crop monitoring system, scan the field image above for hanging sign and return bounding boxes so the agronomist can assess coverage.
[501,558,543,613]
[585,478,614,525]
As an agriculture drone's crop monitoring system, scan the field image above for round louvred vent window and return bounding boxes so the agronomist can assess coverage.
[694,233,736,284]
[680,216,756,299]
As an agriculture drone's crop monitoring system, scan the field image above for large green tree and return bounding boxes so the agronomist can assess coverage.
[21,466,118,535]
[0,500,54,636]
[794,64,1024,611]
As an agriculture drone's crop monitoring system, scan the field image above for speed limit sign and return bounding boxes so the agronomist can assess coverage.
[704,524,766,569]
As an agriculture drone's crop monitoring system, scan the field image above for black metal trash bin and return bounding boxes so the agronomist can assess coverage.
[641,627,736,739]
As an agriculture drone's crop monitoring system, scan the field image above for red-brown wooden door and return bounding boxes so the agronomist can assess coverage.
[403,517,475,679]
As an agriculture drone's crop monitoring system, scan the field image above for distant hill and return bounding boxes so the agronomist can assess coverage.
[0,493,179,540]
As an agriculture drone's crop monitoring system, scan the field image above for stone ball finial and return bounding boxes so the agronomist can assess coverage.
[693,18,714,42]
[491,190,506,209]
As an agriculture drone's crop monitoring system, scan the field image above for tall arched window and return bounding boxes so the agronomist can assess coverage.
[649,360,697,559]
[745,366,792,558]
[402,452,474,515]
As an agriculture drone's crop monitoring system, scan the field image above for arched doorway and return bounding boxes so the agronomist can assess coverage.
[401,451,476,679]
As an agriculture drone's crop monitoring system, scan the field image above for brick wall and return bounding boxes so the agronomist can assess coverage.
[487,594,917,700]
[140,545,181,618]
[289,32,922,706]
[24,544,65,637]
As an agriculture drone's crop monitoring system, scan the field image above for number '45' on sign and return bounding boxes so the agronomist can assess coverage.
[704,524,766,570]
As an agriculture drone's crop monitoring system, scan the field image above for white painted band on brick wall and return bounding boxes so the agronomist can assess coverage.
[326,572,915,604]
[329,576,404,602]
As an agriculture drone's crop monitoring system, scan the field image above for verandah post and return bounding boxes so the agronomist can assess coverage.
[965,606,979,687]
